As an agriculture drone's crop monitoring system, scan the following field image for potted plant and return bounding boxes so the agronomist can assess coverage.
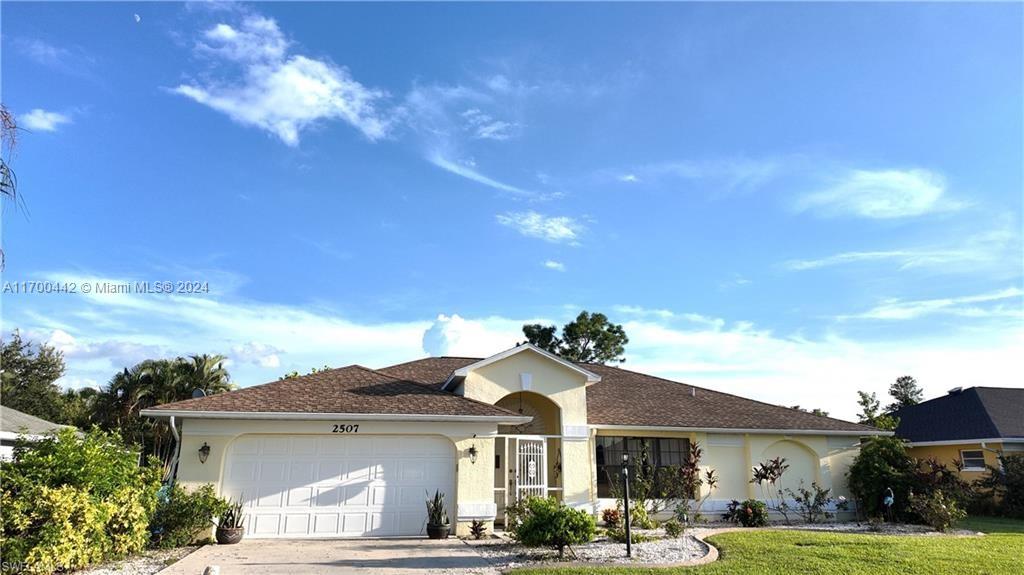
[216,497,246,545]
[425,490,450,539]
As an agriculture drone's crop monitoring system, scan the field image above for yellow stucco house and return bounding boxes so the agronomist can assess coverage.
[896,386,1024,483]
[142,343,886,538]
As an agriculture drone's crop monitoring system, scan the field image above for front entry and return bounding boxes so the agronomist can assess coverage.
[514,436,547,500]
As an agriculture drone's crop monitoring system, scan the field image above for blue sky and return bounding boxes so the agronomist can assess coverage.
[3,2,1021,419]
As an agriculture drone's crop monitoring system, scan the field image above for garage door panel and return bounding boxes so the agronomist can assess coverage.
[223,434,453,538]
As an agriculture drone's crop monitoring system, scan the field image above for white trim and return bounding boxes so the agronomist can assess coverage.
[906,438,1024,447]
[443,343,601,390]
[457,502,497,521]
[562,425,590,441]
[591,424,891,437]
[140,409,532,425]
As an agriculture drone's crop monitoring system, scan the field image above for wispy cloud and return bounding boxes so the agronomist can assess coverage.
[428,152,533,197]
[173,13,392,146]
[19,109,72,132]
[231,341,283,368]
[796,168,964,219]
[543,260,566,272]
[15,38,96,77]
[841,288,1024,321]
[783,222,1020,273]
[496,211,584,244]
[609,158,781,193]
[461,108,517,141]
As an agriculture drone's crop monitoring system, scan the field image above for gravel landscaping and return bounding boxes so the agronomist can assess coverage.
[467,531,709,570]
[74,546,198,575]
[689,521,981,537]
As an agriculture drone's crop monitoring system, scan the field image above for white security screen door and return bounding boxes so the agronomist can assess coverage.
[221,434,454,538]
[514,437,547,500]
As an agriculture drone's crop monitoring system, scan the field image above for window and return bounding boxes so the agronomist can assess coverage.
[595,436,689,497]
[961,450,986,470]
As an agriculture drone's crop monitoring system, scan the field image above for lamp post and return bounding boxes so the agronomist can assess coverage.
[621,451,632,558]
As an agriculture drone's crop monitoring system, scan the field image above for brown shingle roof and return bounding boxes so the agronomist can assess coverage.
[148,365,520,418]
[377,356,874,433]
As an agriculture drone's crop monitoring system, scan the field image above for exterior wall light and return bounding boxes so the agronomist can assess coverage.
[468,445,478,464]
[198,442,211,464]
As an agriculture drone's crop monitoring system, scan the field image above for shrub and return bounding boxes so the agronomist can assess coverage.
[751,457,791,522]
[847,436,916,520]
[508,497,596,558]
[150,484,230,549]
[912,457,973,508]
[785,481,835,523]
[469,519,487,540]
[909,490,966,532]
[601,508,621,528]
[0,428,161,573]
[975,454,1024,518]
[606,526,652,544]
[722,499,769,527]
[624,502,656,529]
[663,518,684,538]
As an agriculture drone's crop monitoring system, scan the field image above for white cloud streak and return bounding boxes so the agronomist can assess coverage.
[796,168,963,219]
[543,260,566,272]
[496,211,584,244]
[173,14,391,146]
[428,152,533,197]
[841,288,1024,321]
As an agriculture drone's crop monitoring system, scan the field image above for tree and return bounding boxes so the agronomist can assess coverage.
[1,104,23,269]
[887,375,924,414]
[855,390,899,431]
[521,311,628,364]
[0,330,67,422]
[279,364,332,380]
[846,436,916,520]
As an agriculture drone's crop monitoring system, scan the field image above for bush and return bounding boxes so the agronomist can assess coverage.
[722,499,769,527]
[909,490,966,532]
[508,497,596,558]
[469,519,487,540]
[663,518,684,538]
[623,503,656,529]
[847,436,916,520]
[150,484,229,549]
[606,526,652,543]
[0,428,161,573]
[786,481,835,523]
[975,454,1024,518]
[601,508,621,528]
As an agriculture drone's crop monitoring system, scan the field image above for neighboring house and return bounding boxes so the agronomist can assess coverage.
[895,386,1024,482]
[0,405,77,460]
[141,343,886,538]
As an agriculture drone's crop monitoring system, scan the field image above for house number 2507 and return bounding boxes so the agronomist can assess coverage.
[332,424,359,433]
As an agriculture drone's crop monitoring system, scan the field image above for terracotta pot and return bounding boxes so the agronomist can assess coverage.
[426,524,450,539]
[216,526,245,545]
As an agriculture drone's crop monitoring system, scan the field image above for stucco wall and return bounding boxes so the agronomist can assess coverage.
[907,442,1003,483]
[593,427,860,514]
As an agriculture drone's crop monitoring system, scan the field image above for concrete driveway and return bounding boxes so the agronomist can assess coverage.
[158,538,498,575]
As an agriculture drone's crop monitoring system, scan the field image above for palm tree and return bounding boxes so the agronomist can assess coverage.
[177,354,233,396]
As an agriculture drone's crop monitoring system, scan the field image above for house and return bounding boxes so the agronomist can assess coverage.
[141,343,886,538]
[0,405,77,460]
[895,386,1024,481]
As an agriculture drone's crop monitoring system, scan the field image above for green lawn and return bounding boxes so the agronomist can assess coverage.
[511,518,1024,575]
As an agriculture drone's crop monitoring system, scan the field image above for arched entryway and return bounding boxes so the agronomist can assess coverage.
[493,392,563,523]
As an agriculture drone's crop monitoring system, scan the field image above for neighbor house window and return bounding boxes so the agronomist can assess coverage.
[595,436,688,498]
[961,450,986,470]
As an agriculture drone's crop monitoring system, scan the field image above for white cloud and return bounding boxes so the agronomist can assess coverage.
[496,211,584,244]
[173,14,391,146]
[19,109,71,132]
[231,341,283,368]
[12,276,1023,421]
[619,174,640,183]
[461,108,516,141]
[428,152,533,196]
[796,168,962,219]
[421,314,524,357]
[44,328,162,366]
[841,288,1024,321]
[613,158,781,193]
[543,260,566,272]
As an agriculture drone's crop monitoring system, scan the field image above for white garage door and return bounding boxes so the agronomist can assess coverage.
[222,434,455,538]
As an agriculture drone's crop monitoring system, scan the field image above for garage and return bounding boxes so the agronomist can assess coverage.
[221,434,455,538]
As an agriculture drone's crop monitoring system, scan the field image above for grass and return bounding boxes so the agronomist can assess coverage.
[511,517,1024,575]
